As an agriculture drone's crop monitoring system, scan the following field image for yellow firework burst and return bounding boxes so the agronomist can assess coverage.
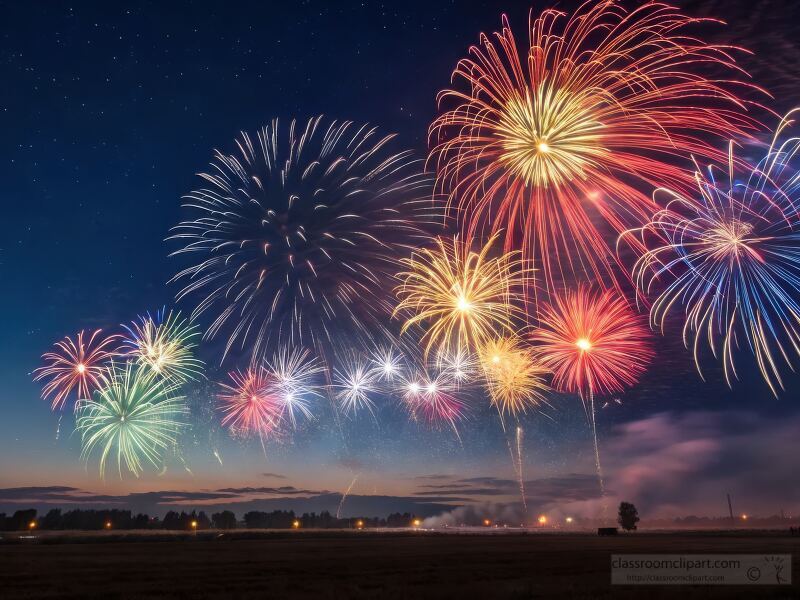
[480,337,549,416]
[395,234,526,357]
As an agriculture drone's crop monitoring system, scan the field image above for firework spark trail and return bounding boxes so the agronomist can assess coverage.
[430,0,765,296]
[626,109,800,396]
[170,116,439,364]
[507,426,527,516]
[336,473,359,519]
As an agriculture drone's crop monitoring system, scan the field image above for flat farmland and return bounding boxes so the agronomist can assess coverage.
[1,530,797,599]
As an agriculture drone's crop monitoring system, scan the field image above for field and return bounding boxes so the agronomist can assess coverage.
[1,529,797,599]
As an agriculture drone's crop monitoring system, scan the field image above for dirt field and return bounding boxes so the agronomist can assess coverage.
[0,529,797,599]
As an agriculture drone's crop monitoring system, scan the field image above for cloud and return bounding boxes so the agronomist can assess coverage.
[216,486,329,496]
[261,473,287,480]
[596,410,800,517]
[0,487,459,518]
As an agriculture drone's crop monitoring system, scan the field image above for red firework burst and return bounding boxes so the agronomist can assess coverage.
[33,330,120,410]
[429,0,764,293]
[218,368,283,440]
[531,287,652,398]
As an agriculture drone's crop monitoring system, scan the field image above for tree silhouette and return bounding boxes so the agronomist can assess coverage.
[618,502,639,531]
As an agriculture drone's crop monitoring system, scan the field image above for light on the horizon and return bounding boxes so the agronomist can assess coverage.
[565,517,573,524]
[538,515,548,525]
[292,520,300,529]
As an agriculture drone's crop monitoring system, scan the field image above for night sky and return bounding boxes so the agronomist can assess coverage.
[1,0,799,520]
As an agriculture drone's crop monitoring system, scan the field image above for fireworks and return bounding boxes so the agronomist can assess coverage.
[628,111,800,395]
[76,363,187,478]
[480,337,549,416]
[34,330,120,410]
[532,287,652,397]
[395,234,526,357]
[123,310,203,384]
[218,367,283,440]
[437,347,477,386]
[334,360,379,416]
[171,116,438,362]
[402,372,465,431]
[430,0,762,292]
[370,347,405,382]
[266,347,323,427]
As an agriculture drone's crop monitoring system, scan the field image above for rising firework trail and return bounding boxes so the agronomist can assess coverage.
[532,287,652,501]
[430,0,764,294]
[337,473,360,519]
[507,426,527,515]
[171,116,439,363]
[626,110,800,396]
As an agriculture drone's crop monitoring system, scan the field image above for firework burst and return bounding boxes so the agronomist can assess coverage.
[34,330,120,411]
[171,116,438,362]
[395,234,526,357]
[532,288,652,397]
[628,111,800,395]
[334,359,379,417]
[123,310,203,384]
[76,363,188,478]
[480,337,549,417]
[218,367,283,441]
[266,347,323,427]
[402,372,465,432]
[430,0,763,293]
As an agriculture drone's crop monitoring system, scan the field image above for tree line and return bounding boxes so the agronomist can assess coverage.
[0,508,420,531]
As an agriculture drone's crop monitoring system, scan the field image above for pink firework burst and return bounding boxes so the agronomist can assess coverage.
[33,330,120,410]
[403,374,465,433]
[218,368,283,441]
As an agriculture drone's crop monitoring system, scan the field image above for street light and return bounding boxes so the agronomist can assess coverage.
[412,519,421,529]
[538,515,548,526]
[356,520,364,530]
[292,520,300,529]
[105,521,112,529]
[28,521,36,530]
[191,520,198,536]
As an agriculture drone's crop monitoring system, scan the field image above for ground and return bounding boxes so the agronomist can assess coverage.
[1,529,797,599]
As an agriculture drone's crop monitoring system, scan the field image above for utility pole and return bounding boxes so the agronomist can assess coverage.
[727,494,734,525]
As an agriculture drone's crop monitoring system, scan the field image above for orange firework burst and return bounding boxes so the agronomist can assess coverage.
[395,234,526,358]
[34,330,120,410]
[430,0,763,293]
[531,287,652,398]
[480,337,549,416]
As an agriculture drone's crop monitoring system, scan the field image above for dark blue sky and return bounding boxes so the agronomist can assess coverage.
[1,0,799,519]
